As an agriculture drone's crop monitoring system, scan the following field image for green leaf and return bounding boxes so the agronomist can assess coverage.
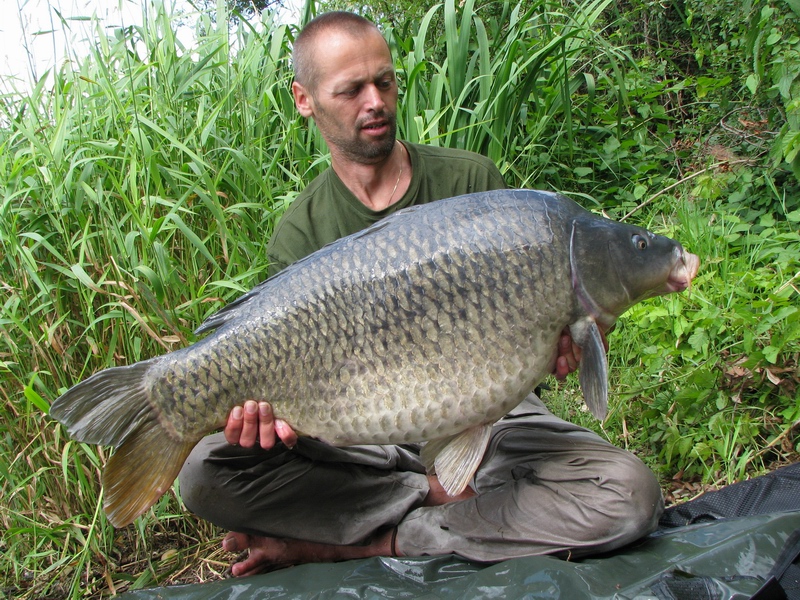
[782,0,800,17]
[583,72,596,100]
[763,346,781,363]
[688,328,708,352]
[745,73,760,95]
[782,130,800,163]
[766,32,782,45]
[602,137,621,154]
[25,383,50,414]
[164,213,219,268]
[697,75,732,98]
[70,264,101,292]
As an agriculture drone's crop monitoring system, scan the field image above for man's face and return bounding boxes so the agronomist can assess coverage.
[293,29,398,165]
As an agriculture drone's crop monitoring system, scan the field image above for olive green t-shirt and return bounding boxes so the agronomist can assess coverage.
[266,142,507,276]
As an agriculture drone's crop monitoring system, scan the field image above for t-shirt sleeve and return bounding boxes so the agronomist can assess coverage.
[265,204,318,277]
[412,145,507,199]
[469,154,507,192]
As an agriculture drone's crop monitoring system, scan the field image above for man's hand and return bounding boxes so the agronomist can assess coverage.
[552,326,609,380]
[224,400,298,450]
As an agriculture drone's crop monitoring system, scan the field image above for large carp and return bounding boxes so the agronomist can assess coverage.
[50,190,699,527]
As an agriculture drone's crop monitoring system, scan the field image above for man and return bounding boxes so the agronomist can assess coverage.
[179,12,663,577]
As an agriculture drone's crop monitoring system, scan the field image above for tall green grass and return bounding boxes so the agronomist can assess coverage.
[0,2,309,596]
[1,0,798,598]
[391,0,631,186]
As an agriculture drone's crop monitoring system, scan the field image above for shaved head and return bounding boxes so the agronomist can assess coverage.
[292,12,388,93]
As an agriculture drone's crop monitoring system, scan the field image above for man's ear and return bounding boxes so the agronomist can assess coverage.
[292,81,314,118]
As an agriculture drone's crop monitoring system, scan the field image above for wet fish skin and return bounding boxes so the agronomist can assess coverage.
[147,192,573,447]
[49,190,699,527]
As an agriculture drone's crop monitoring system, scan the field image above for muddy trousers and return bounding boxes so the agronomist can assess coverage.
[178,395,663,562]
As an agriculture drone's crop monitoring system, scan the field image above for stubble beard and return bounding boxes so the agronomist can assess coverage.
[319,110,398,165]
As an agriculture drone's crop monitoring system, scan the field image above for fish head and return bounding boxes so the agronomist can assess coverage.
[569,216,700,328]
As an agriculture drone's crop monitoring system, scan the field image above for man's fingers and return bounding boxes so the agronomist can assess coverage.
[224,405,244,445]
[238,400,260,448]
[551,332,576,378]
[225,401,298,450]
[258,402,277,450]
[553,355,569,380]
[275,419,298,449]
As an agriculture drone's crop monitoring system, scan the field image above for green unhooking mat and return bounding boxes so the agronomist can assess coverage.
[121,463,800,600]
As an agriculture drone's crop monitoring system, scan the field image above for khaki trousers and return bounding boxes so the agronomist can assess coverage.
[178,395,663,562]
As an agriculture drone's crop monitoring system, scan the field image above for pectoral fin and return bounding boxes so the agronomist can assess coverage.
[571,318,609,420]
[420,424,493,496]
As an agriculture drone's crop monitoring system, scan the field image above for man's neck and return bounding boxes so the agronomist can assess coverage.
[331,141,411,211]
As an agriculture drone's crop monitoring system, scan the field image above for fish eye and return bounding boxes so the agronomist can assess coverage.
[632,234,648,250]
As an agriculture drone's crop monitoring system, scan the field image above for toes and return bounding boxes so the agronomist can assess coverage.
[231,546,278,577]
[222,531,249,552]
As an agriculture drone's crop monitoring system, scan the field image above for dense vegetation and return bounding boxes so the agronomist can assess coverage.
[0,0,798,597]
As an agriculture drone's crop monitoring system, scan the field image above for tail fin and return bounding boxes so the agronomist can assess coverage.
[50,358,196,527]
[103,420,196,527]
[49,359,161,446]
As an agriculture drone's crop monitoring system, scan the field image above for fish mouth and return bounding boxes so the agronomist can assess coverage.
[665,249,700,293]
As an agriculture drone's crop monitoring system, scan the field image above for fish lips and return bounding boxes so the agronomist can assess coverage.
[664,249,700,293]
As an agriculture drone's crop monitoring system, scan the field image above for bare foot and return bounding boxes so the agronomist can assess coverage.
[222,532,293,576]
[222,529,395,577]
[422,474,476,506]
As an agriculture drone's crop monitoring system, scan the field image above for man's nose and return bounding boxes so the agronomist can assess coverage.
[363,84,386,111]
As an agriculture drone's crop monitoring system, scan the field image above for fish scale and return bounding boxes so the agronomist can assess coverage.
[49,189,699,527]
